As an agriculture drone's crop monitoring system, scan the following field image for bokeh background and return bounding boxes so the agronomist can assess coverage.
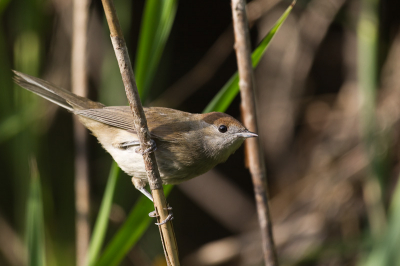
[1,0,400,265]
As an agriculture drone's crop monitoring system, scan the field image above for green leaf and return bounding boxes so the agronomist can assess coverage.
[86,163,120,266]
[135,0,178,100]
[26,159,46,266]
[203,1,295,113]
[95,185,173,266]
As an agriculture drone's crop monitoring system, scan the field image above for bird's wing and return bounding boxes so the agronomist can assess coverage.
[75,106,135,133]
[75,106,195,141]
[144,107,194,141]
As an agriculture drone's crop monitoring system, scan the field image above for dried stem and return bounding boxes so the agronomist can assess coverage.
[101,1,180,265]
[71,0,90,265]
[231,0,279,265]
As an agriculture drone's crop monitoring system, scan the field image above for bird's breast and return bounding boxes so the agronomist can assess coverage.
[153,140,219,184]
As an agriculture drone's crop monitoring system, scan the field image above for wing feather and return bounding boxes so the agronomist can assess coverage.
[75,106,197,141]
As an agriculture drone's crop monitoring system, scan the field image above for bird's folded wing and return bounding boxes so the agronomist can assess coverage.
[75,106,136,133]
[75,106,194,141]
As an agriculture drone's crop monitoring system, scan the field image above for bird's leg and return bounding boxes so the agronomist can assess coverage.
[135,139,157,155]
[135,183,174,225]
[138,186,154,201]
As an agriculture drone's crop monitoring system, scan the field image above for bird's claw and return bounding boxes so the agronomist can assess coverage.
[135,139,157,155]
[155,214,174,226]
[149,206,173,225]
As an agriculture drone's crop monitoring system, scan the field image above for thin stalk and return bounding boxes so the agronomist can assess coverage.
[230,0,292,265]
[100,1,180,265]
[357,0,386,237]
[71,0,91,265]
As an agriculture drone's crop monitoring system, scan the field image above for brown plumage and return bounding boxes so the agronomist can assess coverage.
[13,71,257,199]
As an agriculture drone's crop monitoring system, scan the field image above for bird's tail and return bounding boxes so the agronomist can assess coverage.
[13,70,104,110]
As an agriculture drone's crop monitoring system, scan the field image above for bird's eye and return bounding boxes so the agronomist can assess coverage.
[218,125,228,133]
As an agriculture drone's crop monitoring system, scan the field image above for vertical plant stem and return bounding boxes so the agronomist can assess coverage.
[101,1,180,265]
[357,0,386,237]
[230,0,280,265]
[71,0,91,265]
[26,158,46,266]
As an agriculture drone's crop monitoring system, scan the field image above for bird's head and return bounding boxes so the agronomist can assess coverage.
[198,112,257,162]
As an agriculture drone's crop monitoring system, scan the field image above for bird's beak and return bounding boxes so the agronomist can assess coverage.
[236,130,258,138]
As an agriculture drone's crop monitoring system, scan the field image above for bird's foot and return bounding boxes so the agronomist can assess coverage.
[149,206,174,225]
[135,139,157,155]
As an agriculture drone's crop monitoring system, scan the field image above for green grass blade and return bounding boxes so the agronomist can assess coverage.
[357,0,394,265]
[203,1,295,113]
[357,0,386,243]
[95,185,173,266]
[360,175,400,266]
[86,163,120,266]
[135,0,178,100]
[26,159,46,266]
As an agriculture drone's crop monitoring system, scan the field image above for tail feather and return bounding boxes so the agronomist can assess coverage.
[12,71,104,110]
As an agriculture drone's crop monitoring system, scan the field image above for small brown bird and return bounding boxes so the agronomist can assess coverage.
[13,71,257,201]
